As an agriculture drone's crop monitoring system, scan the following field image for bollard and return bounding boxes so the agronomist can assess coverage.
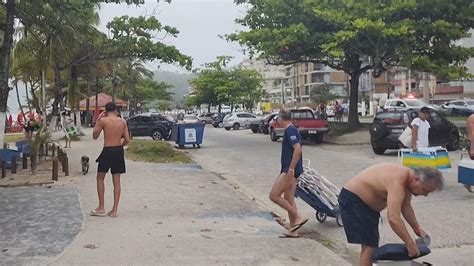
[52,145,56,157]
[39,144,44,157]
[63,156,69,176]
[52,159,58,181]
[1,161,6,179]
[11,156,17,174]
[22,154,28,169]
[45,143,48,156]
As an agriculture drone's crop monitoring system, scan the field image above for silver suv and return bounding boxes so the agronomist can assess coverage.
[383,98,426,111]
[223,112,257,130]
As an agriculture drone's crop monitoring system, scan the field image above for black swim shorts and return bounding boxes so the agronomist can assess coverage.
[96,146,126,174]
[338,187,380,248]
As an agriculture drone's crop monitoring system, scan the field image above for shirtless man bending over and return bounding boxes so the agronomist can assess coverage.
[90,102,130,217]
[338,163,444,266]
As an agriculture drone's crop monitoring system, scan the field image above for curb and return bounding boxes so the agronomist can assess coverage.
[324,140,370,146]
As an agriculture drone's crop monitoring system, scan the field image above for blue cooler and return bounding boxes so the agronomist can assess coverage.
[458,159,474,185]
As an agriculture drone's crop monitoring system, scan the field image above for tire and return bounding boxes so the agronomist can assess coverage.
[225,127,231,131]
[336,215,343,227]
[233,123,240,130]
[372,145,386,155]
[447,132,460,151]
[312,133,324,144]
[369,122,387,141]
[152,130,163,140]
[218,122,223,128]
[213,124,218,128]
[263,127,269,135]
[270,128,278,142]
[251,127,258,133]
[315,211,327,223]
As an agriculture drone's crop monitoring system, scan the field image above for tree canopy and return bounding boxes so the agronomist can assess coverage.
[230,0,474,127]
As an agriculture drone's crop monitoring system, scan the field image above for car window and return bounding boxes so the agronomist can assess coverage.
[292,110,314,119]
[224,114,232,119]
[236,114,245,118]
[389,101,398,107]
[466,101,474,106]
[452,101,463,106]
[127,117,138,123]
[429,111,443,122]
[375,112,402,120]
[405,99,425,106]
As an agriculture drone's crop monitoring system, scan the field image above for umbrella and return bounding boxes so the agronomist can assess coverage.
[17,112,24,124]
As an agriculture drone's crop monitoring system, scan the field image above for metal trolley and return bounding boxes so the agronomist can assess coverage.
[295,160,343,227]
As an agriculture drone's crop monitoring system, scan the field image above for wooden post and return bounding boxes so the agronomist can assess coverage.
[1,161,6,179]
[52,159,58,181]
[39,144,44,157]
[57,147,61,159]
[11,156,16,174]
[22,154,27,169]
[52,145,56,157]
[63,156,69,176]
[45,143,48,156]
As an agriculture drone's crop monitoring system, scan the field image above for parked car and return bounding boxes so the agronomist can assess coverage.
[198,113,215,124]
[268,109,329,144]
[442,99,474,116]
[326,106,335,117]
[127,113,175,140]
[383,98,427,111]
[369,108,459,155]
[183,114,199,124]
[211,113,228,128]
[223,112,257,130]
[342,103,366,116]
[259,113,278,134]
[249,113,275,133]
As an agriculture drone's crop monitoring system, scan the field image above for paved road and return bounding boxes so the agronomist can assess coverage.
[187,126,474,265]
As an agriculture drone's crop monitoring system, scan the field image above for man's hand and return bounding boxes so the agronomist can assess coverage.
[413,225,426,237]
[407,241,420,258]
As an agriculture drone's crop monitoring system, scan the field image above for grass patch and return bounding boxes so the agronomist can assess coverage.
[446,116,469,122]
[328,122,368,137]
[4,134,25,143]
[126,139,194,164]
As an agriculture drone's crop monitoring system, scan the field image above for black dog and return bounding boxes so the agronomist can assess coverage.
[81,156,89,175]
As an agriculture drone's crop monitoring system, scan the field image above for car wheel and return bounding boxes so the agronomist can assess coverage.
[270,128,278,142]
[152,130,163,140]
[263,128,269,135]
[218,122,223,128]
[447,132,460,151]
[225,127,231,131]
[312,133,324,144]
[233,123,240,130]
[372,145,386,155]
[251,127,258,133]
[369,122,388,141]
[316,211,327,223]
[213,124,218,128]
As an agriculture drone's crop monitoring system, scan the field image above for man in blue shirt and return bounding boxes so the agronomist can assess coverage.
[269,108,308,238]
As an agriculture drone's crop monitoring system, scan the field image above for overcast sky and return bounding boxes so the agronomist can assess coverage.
[98,0,248,72]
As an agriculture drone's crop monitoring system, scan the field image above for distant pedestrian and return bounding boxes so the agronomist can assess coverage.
[334,101,343,122]
[91,102,130,217]
[411,107,430,152]
[339,163,443,266]
[269,108,308,238]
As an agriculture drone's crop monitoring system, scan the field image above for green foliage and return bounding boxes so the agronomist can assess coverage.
[230,0,474,126]
[126,139,193,164]
[310,84,338,104]
[136,78,173,103]
[190,56,263,110]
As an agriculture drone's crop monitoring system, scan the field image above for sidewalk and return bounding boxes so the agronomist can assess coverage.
[1,128,349,265]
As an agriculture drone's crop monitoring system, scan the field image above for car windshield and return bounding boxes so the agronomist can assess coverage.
[404,99,426,106]
[466,100,474,106]
[224,114,232,119]
[164,115,175,122]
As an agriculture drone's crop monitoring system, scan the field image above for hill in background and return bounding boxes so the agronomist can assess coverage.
[153,71,195,109]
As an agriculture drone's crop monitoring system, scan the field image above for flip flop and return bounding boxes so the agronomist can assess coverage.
[290,218,309,232]
[107,211,117,218]
[90,210,106,217]
[279,233,300,238]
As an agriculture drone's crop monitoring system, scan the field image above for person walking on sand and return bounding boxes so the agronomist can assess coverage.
[90,102,130,218]
[339,163,444,266]
[411,107,431,152]
[269,108,308,238]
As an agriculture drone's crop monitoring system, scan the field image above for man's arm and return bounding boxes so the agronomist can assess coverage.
[92,119,104,139]
[468,116,474,155]
[401,193,423,235]
[122,121,130,147]
[411,125,419,151]
[387,183,418,251]
[288,143,302,177]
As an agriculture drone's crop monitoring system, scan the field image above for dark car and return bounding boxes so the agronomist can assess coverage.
[211,113,229,128]
[249,113,277,134]
[369,108,459,155]
[127,113,175,140]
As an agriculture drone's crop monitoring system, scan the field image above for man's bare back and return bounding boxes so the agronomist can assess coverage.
[344,163,412,212]
[468,114,474,156]
[93,112,130,147]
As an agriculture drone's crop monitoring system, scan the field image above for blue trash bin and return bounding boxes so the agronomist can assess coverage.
[0,149,21,168]
[173,123,205,148]
[15,140,32,155]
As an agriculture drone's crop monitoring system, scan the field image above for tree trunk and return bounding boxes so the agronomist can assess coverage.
[24,81,32,113]
[86,78,91,125]
[0,0,16,144]
[348,73,361,128]
[218,104,221,113]
[29,81,41,112]
[15,80,25,121]
[207,104,211,113]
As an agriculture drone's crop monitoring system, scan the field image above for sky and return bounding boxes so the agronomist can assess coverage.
[98,0,248,71]
[8,0,249,115]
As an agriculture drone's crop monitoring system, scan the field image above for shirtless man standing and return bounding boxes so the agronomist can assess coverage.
[338,163,444,266]
[465,114,474,192]
[90,102,130,217]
